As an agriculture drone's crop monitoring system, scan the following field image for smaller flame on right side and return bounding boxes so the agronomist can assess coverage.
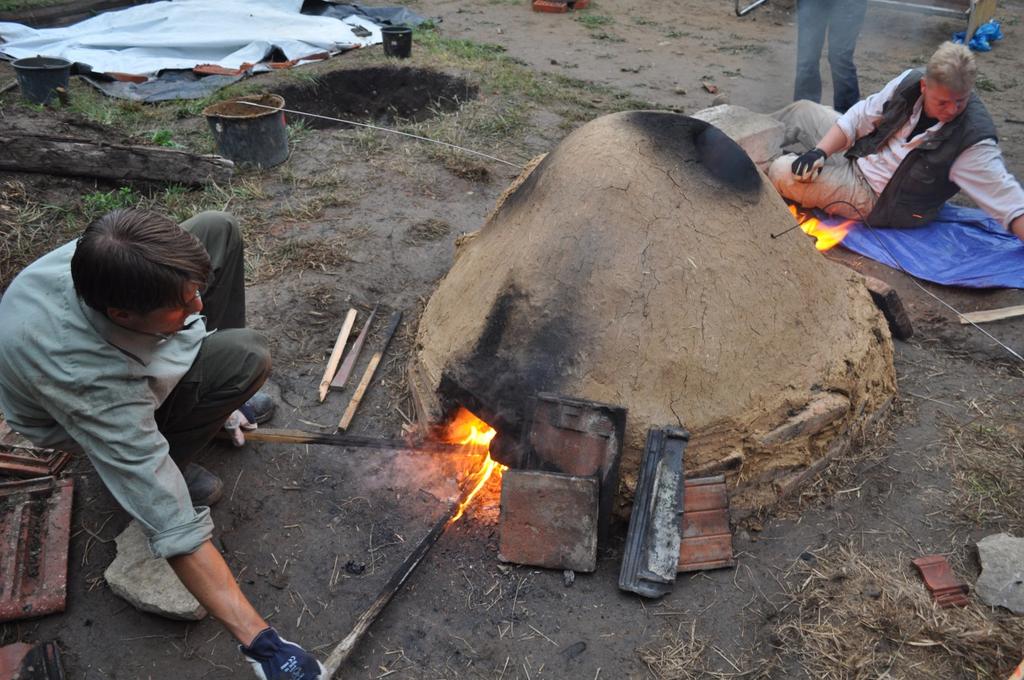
[788,204,854,251]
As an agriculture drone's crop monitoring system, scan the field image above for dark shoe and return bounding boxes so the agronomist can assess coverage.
[182,463,224,507]
[239,391,275,425]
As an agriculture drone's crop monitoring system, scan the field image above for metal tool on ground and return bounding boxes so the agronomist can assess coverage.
[619,427,688,598]
[338,310,402,431]
[318,307,357,402]
[322,457,493,676]
[226,427,462,454]
[330,304,378,391]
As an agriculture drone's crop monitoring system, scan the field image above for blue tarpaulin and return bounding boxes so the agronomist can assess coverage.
[818,204,1024,289]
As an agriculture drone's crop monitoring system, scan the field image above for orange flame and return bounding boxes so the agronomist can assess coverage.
[442,408,505,522]
[788,204,853,251]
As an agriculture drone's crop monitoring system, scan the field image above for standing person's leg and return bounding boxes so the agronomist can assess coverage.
[794,0,830,104]
[826,0,868,112]
[180,211,246,331]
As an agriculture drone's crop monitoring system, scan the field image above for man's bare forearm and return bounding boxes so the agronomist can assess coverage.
[816,124,852,157]
[168,540,267,646]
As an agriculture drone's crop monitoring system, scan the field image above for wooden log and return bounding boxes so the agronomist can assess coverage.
[338,311,402,431]
[318,308,358,403]
[0,133,234,186]
[958,304,1024,325]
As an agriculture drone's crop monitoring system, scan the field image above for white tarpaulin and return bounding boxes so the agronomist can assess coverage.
[0,0,380,77]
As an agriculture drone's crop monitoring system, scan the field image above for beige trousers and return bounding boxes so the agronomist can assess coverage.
[767,100,878,221]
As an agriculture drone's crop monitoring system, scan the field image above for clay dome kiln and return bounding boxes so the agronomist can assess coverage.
[409,111,896,512]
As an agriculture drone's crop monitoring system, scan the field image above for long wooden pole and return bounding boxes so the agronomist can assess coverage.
[318,308,358,402]
[232,428,461,454]
[322,457,490,676]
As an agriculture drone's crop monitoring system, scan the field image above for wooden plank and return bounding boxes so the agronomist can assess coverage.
[221,427,462,453]
[966,0,998,42]
[318,308,357,403]
[958,304,1024,325]
[330,305,378,391]
[338,311,402,432]
[0,134,234,186]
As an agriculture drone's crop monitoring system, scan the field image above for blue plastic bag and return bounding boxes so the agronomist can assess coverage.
[953,19,1004,52]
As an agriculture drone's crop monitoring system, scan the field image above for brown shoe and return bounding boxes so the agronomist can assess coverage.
[182,463,224,507]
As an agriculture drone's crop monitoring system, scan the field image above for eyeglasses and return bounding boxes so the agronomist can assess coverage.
[182,285,203,307]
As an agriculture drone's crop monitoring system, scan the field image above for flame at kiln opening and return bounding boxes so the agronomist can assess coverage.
[788,204,853,251]
[442,408,505,522]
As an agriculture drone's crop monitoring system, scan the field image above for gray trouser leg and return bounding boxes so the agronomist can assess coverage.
[157,329,271,463]
[181,211,246,331]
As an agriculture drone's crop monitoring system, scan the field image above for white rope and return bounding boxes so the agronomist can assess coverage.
[236,100,524,168]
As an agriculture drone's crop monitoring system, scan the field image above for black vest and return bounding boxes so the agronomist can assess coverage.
[845,69,997,228]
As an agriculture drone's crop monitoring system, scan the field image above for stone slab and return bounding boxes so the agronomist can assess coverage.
[498,469,598,572]
[692,104,785,170]
[976,533,1024,614]
[104,520,207,621]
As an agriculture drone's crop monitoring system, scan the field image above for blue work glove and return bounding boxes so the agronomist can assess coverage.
[240,627,325,680]
[791,147,827,182]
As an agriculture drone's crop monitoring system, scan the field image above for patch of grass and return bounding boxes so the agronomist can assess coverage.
[774,543,1024,679]
[67,87,150,132]
[943,407,1024,532]
[82,187,140,218]
[631,15,657,26]
[591,31,625,42]
[404,219,452,244]
[247,237,351,281]
[975,73,1000,92]
[149,129,180,148]
[575,13,614,29]
[287,119,314,146]
[0,181,79,291]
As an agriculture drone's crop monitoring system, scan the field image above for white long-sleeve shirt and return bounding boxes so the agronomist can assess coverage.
[835,69,1024,229]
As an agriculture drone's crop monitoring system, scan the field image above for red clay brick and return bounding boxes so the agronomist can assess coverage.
[498,469,598,572]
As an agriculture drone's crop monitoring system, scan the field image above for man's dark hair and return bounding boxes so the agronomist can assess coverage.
[71,208,211,314]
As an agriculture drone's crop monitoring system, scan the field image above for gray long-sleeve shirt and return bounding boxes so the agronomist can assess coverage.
[0,240,213,558]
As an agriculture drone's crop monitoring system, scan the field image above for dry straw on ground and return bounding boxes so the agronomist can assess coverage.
[774,543,1023,679]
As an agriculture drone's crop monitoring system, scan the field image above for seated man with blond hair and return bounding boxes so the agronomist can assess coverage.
[768,41,1024,240]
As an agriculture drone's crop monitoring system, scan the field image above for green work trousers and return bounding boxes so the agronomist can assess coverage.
[155,211,271,462]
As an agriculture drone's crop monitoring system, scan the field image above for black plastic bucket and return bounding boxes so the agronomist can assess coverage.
[203,94,289,169]
[12,56,72,105]
[381,26,413,58]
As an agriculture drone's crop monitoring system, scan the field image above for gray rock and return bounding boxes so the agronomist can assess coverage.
[104,520,207,621]
[976,533,1024,614]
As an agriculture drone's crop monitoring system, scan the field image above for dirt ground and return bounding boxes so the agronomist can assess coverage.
[3,0,1024,678]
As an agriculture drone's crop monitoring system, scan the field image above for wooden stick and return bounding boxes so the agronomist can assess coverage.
[338,311,402,431]
[322,459,490,676]
[224,427,462,454]
[330,305,378,391]
[318,308,358,402]
[0,80,17,95]
[958,304,1024,325]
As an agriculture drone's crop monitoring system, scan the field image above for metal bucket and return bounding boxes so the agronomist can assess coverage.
[12,56,72,105]
[202,94,289,169]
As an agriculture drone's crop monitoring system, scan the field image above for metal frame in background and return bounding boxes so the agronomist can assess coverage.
[735,0,768,17]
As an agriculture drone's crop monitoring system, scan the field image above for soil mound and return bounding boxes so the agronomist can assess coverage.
[410,111,895,511]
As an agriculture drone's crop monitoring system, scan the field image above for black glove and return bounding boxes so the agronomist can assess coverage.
[241,628,325,680]
[791,147,827,182]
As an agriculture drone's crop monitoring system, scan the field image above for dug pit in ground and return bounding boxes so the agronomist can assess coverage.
[409,110,896,513]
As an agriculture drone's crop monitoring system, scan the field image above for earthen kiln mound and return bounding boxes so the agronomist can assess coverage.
[409,111,896,513]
